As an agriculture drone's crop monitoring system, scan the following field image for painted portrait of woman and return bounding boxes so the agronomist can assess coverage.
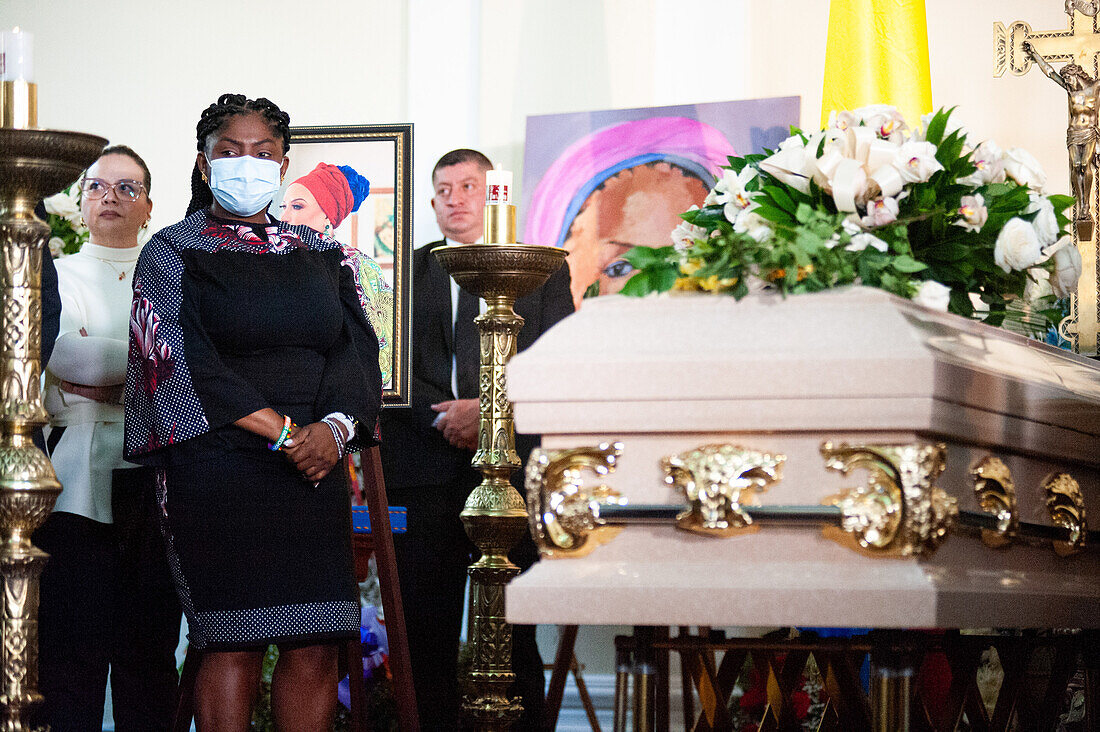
[525,116,737,309]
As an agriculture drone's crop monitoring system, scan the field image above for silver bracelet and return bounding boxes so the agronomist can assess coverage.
[322,418,346,460]
[322,411,357,443]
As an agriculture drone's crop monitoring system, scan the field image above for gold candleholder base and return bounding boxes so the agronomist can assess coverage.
[0,128,106,727]
[434,242,566,730]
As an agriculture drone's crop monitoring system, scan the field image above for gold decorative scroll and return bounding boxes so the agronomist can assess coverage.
[525,442,624,558]
[821,442,957,557]
[661,444,785,536]
[970,456,1019,548]
[1044,472,1088,556]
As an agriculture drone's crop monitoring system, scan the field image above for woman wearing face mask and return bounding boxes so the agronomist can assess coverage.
[35,145,183,730]
[124,94,381,729]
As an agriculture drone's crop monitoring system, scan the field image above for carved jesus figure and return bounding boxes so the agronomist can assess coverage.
[1025,40,1100,240]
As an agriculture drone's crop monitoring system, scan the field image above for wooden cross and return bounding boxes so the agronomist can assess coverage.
[995,6,1100,355]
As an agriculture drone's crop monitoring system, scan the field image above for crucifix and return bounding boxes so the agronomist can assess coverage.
[995,1,1100,355]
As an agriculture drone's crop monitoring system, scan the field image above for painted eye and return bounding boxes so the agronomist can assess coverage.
[602,260,635,279]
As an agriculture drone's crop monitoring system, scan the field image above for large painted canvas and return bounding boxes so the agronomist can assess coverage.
[522,98,800,309]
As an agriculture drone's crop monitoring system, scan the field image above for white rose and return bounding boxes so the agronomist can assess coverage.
[846,231,889,253]
[861,196,900,227]
[734,208,772,242]
[671,218,707,252]
[1024,268,1053,303]
[912,280,952,311]
[1051,238,1083,298]
[43,190,80,219]
[994,217,1044,273]
[954,194,988,232]
[1025,194,1059,246]
[1003,147,1047,191]
[47,237,66,258]
[893,140,944,183]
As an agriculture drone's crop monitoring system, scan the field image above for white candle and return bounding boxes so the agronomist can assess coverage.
[485,165,513,205]
[0,28,33,82]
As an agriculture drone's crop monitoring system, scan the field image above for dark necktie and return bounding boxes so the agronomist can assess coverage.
[454,289,481,399]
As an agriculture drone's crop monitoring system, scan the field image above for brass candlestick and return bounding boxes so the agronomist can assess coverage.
[0,126,105,727]
[434,200,565,730]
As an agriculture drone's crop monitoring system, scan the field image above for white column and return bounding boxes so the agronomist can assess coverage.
[407,0,483,244]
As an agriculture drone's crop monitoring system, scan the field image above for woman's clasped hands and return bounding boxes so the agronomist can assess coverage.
[282,421,346,483]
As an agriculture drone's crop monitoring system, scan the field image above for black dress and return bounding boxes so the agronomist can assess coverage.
[124,212,381,650]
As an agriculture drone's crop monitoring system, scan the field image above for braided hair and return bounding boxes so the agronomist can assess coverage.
[186,93,292,217]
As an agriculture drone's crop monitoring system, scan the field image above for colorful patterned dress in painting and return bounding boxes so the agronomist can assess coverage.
[123,211,381,650]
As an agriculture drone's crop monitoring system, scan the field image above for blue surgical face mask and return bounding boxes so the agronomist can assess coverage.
[205,155,282,217]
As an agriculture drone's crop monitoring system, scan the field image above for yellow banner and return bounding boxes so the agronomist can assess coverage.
[821,0,933,128]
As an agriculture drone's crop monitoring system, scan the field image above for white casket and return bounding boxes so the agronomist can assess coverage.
[504,287,1100,629]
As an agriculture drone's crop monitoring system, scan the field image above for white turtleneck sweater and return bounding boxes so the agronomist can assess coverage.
[44,242,142,524]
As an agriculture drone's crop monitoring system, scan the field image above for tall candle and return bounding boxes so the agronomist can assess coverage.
[485,165,513,205]
[0,28,33,81]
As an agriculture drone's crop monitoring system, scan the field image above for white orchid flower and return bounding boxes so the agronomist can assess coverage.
[861,196,900,227]
[954,194,988,232]
[733,208,772,242]
[846,231,889,253]
[893,140,944,183]
[958,140,1005,186]
[671,214,708,252]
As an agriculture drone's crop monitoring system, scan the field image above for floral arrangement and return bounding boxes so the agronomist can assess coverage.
[622,106,1082,335]
[42,183,88,258]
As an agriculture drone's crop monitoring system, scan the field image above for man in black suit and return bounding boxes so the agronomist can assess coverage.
[379,149,574,730]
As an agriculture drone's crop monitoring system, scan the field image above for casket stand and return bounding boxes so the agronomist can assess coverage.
[505,287,1100,731]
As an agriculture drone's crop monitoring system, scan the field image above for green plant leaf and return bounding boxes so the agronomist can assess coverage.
[892,255,928,273]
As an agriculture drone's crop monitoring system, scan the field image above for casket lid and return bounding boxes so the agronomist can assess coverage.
[508,287,1100,466]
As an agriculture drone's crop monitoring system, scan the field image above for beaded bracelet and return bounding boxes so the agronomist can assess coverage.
[268,414,293,451]
[322,417,347,460]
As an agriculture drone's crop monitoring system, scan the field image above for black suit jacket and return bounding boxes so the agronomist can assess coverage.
[378,240,574,490]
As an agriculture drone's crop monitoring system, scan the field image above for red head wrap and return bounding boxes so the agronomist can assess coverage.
[293,163,355,228]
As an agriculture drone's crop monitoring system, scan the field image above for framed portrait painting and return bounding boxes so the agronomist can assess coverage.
[281,124,413,407]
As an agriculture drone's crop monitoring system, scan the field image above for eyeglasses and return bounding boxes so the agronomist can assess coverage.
[80,177,146,202]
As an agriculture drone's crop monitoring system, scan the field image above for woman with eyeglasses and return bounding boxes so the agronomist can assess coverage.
[35,145,183,730]
[125,94,381,728]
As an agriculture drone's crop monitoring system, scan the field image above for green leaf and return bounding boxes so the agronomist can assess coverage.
[891,255,928,273]
[795,202,813,224]
[761,185,797,214]
[623,245,675,268]
[924,109,948,146]
[751,204,794,225]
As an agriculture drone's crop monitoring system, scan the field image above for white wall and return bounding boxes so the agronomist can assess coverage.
[0,0,1077,239]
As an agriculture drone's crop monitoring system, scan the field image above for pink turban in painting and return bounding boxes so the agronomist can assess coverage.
[294,163,356,228]
[525,116,737,248]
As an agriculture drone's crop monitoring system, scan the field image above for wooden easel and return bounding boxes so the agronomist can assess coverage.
[349,445,419,731]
